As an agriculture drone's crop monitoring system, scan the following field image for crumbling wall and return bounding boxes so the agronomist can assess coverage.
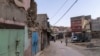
[27,0,37,27]
[0,0,26,22]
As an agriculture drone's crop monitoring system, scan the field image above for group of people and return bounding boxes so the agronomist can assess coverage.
[53,37,68,46]
[51,34,68,46]
[60,38,68,46]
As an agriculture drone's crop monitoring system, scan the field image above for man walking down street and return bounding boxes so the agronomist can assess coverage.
[65,34,68,46]
[65,38,68,46]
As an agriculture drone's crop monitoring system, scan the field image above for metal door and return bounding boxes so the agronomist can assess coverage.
[0,30,9,56]
[32,32,39,55]
[0,29,24,56]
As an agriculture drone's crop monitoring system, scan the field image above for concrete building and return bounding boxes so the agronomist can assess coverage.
[51,26,68,34]
[36,14,51,51]
[24,0,38,56]
[92,17,100,31]
[51,26,69,39]
[0,0,38,56]
[71,15,91,32]
[71,15,91,42]
[0,0,27,56]
[91,17,100,38]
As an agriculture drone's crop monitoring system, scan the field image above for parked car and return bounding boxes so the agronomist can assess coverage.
[71,35,78,42]
[71,32,91,42]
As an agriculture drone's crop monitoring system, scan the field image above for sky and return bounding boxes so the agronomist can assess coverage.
[35,0,100,27]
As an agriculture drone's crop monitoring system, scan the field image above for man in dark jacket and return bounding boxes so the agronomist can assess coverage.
[65,34,68,46]
[65,38,68,46]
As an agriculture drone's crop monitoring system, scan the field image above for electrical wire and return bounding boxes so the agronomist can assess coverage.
[53,0,78,25]
[50,0,69,20]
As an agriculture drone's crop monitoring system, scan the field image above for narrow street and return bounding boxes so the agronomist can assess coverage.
[0,0,100,56]
[37,40,84,56]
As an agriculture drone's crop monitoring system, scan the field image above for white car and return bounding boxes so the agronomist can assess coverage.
[71,36,78,42]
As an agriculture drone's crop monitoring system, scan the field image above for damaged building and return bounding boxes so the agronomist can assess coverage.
[36,14,51,51]
[0,0,27,56]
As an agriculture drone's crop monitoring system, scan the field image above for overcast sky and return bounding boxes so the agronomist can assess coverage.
[35,0,100,27]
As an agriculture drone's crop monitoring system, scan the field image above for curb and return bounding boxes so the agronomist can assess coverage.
[35,45,50,56]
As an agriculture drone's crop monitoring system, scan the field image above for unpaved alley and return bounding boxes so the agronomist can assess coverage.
[37,40,84,56]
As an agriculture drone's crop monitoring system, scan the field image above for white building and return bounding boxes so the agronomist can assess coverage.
[92,18,100,31]
[91,17,100,38]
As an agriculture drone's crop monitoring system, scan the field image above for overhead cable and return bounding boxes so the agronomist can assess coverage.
[50,0,69,20]
[53,0,78,25]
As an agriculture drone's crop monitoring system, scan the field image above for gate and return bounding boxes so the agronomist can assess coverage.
[32,32,39,55]
[0,29,24,56]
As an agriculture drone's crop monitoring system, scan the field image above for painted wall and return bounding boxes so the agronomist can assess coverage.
[24,26,32,56]
[71,17,82,32]
[32,32,39,55]
[82,16,91,31]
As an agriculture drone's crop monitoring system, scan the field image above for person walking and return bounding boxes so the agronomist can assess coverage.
[61,40,63,43]
[54,38,56,42]
[65,34,68,46]
[65,38,68,46]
